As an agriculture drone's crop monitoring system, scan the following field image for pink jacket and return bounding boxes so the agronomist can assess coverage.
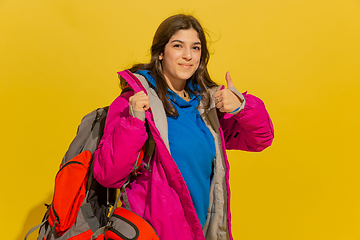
[93,70,274,240]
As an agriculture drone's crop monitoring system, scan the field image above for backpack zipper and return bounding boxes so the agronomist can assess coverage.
[51,203,60,225]
[52,160,85,225]
[56,161,84,177]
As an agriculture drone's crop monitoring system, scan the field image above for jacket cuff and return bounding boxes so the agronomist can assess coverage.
[129,104,146,121]
[228,87,246,114]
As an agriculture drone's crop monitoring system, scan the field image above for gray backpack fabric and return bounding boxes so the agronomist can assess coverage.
[25,72,155,240]
[25,106,117,240]
[62,107,108,165]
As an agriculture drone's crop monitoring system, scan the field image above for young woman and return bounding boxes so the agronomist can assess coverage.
[93,14,274,240]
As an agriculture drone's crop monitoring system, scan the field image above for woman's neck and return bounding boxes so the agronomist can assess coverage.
[165,76,186,97]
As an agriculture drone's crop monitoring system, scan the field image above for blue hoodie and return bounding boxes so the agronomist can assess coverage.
[136,70,216,227]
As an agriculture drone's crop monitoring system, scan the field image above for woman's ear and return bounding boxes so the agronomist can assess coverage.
[159,52,163,60]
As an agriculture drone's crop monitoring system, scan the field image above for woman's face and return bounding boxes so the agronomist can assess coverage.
[160,28,201,90]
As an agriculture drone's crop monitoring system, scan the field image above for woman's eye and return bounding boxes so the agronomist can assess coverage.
[193,46,201,51]
[173,44,182,48]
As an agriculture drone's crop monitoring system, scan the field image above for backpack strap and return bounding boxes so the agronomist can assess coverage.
[86,107,109,191]
[24,219,47,240]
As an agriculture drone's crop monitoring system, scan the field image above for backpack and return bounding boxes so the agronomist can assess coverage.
[25,70,158,240]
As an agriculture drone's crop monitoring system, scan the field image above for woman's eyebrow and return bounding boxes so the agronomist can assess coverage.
[170,39,201,45]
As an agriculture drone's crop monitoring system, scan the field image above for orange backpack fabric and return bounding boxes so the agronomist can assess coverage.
[48,150,92,236]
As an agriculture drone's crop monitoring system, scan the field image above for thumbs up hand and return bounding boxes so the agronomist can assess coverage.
[213,72,243,113]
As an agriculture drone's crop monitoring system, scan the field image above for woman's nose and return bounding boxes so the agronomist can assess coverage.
[182,48,192,61]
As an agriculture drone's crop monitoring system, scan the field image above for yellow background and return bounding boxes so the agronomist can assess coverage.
[1,0,360,239]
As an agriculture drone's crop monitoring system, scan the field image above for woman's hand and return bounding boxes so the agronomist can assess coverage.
[213,72,243,113]
[129,91,150,112]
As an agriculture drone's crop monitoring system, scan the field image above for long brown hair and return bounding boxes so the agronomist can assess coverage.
[120,14,218,117]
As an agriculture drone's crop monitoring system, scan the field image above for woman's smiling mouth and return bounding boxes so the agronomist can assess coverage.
[179,63,192,69]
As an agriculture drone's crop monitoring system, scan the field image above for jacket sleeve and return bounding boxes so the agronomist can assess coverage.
[93,91,148,188]
[219,92,274,152]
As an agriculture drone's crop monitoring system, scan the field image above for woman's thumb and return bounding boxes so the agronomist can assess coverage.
[225,71,235,88]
